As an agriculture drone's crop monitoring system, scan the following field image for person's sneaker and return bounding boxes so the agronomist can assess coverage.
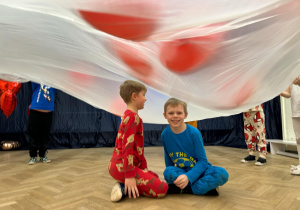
[241,155,256,163]
[290,168,300,175]
[28,157,37,165]
[40,156,51,163]
[290,165,300,175]
[205,187,219,196]
[290,165,300,169]
[111,182,124,202]
[255,157,267,166]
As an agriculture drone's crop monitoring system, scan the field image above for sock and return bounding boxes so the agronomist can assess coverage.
[181,186,193,194]
[167,184,182,194]
[249,151,255,156]
[120,183,125,194]
[259,154,266,159]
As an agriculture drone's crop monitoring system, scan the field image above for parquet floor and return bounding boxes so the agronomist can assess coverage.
[1,146,300,210]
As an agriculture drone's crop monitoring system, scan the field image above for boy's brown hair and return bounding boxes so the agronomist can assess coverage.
[120,80,147,104]
[164,98,188,115]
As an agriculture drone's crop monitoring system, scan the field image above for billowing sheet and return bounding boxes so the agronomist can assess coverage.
[0,0,299,123]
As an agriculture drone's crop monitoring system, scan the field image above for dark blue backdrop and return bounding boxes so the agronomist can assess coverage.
[0,82,282,150]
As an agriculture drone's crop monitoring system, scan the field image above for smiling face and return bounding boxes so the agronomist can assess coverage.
[163,104,188,133]
[135,90,147,110]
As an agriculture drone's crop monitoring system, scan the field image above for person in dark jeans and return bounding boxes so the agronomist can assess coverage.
[27,83,56,165]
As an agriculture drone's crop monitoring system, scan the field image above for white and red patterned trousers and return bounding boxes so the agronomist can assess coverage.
[243,110,267,155]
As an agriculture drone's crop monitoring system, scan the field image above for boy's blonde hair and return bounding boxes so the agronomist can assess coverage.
[164,98,188,115]
[120,80,147,104]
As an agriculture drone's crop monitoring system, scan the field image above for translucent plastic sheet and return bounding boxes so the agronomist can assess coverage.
[0,0,300,123]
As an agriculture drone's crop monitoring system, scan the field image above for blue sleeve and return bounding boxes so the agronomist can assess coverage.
[185,131,209,184]
[161,132,174,167]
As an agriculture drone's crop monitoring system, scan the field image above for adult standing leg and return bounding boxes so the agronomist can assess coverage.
[241,111,257,163]
[290,117,300,175]
[38,111,53,162]
[253,110,267,166]
[27,110,41,164]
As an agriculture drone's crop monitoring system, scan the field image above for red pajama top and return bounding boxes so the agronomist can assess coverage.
[111,110,147,178]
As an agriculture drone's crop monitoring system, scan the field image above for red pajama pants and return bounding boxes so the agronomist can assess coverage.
[108,161,168,198]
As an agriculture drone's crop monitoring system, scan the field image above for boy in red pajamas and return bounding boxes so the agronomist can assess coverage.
[108,80,168,202]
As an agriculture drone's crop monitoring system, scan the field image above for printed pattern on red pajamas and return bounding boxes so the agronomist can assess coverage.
[108,110,168,197]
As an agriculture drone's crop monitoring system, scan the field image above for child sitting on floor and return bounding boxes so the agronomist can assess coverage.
[108,80,168,202]
[162,98,229,195]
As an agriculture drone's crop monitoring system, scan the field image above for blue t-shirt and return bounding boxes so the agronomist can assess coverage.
[161,124,211,184]
[30,83,56,111]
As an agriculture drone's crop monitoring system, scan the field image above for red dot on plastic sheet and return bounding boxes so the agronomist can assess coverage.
[112,41,153,77]
[0,90,17,118]
[217,78,255,109]
[159,31,223,73]
[110,97,127,117]
[160,24,224,73]
[79,10,157,41]
[69,71,94,87]
[232,80,254,107]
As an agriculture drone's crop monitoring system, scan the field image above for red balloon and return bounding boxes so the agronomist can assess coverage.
[8,82,22,94]
[0,90,17,118]
[0,80,8,92]
[78,2,158,41]
[159,30,224,73]
[112,41,153,77]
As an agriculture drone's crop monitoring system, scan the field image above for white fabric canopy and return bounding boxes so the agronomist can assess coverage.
[0,0,300,123]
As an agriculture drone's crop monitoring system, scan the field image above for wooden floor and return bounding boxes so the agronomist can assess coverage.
[1,146,300,210]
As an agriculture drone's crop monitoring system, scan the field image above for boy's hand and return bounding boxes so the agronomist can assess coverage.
[124,177,139,199]
[174,174,189,189]
[142,168,148,172]
[293,77,300,86]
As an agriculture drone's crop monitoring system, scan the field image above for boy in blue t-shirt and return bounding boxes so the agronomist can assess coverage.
[162,98,228,195]
[27,83,56,165]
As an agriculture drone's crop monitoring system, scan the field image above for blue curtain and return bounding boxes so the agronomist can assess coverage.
[0,82,282,150]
